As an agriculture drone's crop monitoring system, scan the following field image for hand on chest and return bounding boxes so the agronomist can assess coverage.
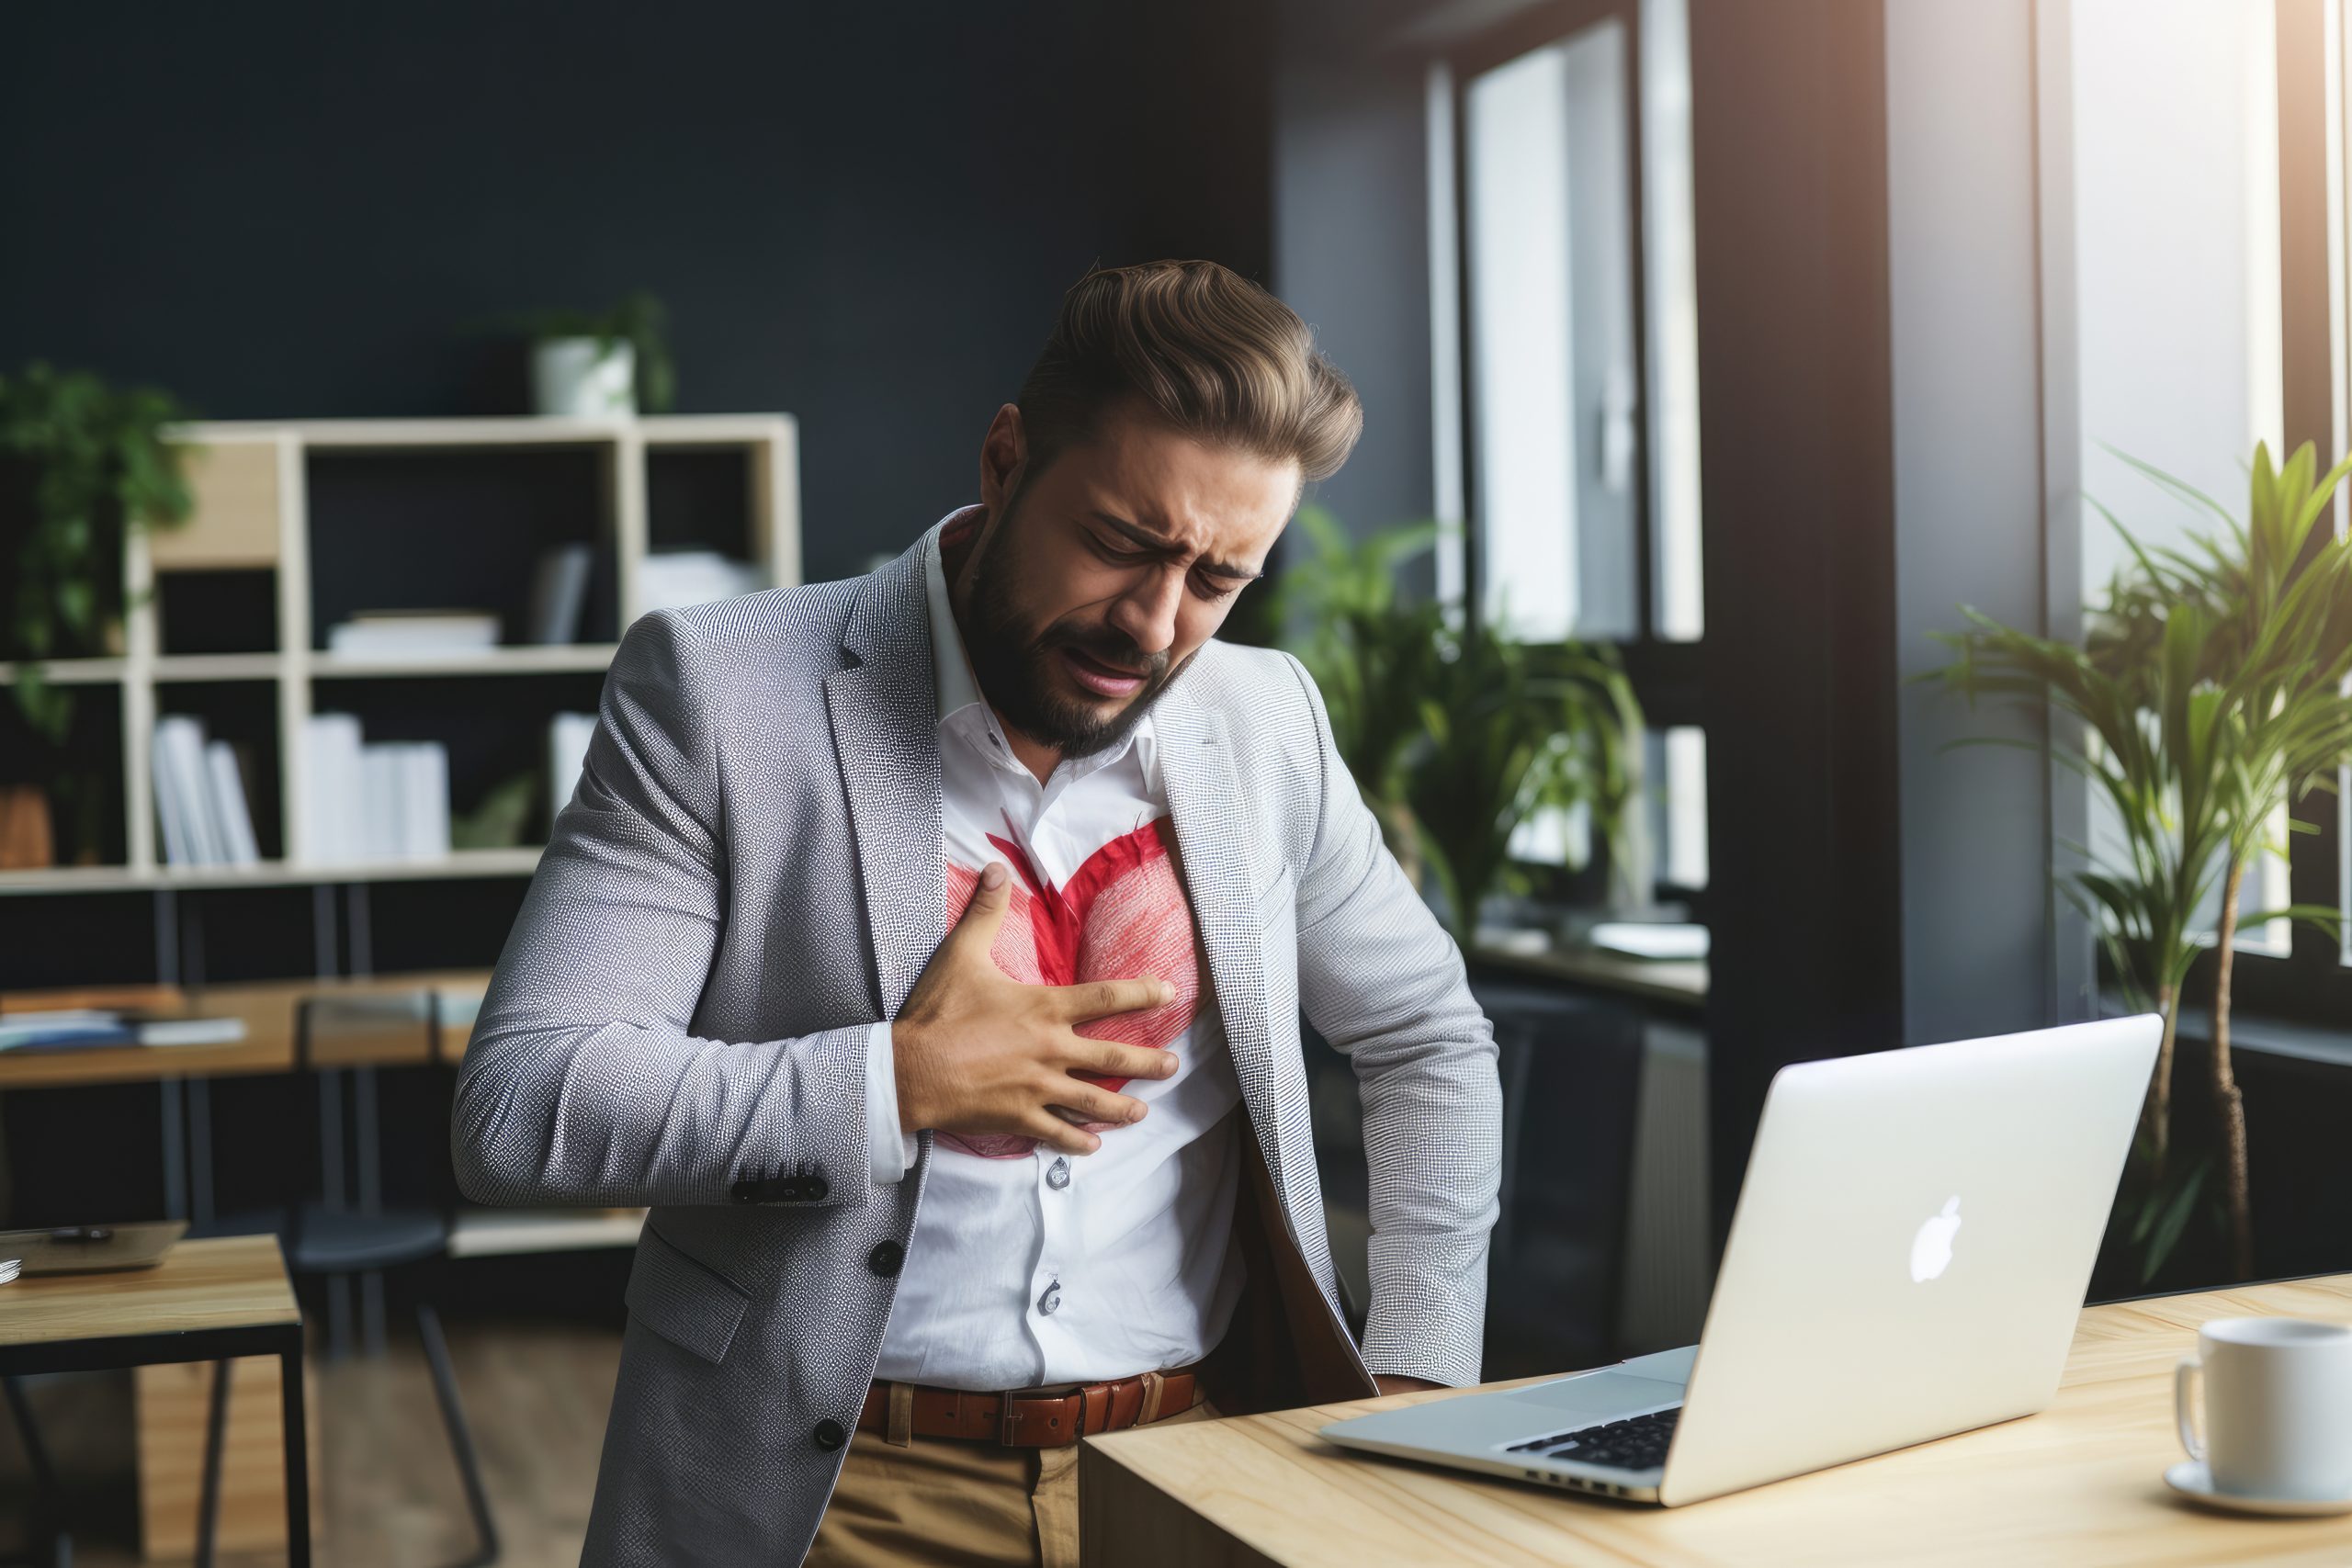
[944,815,1204,1090]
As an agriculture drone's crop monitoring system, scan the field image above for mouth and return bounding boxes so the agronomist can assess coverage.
[1058,645,1150,700]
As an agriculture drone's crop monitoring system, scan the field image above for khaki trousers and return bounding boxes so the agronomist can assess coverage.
[804,1388,1221,1568]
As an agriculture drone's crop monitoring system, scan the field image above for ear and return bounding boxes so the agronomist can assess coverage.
[979,403,1028,513]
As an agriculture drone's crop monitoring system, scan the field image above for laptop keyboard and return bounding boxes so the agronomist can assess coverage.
[1505,1405,1680,1472]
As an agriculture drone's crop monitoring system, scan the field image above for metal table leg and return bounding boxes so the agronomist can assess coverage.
[194,1360,230,1568]
[1,1376,70,1568]
[279,1332,311,1568]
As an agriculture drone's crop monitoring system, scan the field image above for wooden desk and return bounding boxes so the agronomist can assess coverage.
[0,1234,311,1565]
[1081,1274,2352,1567]
[0,969,490,1090]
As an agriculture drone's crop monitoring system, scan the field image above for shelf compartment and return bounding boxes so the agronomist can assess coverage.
[306,446,619,651]
[153,681,285,863]
[309,670,605,856]
[156,567,280,656]
[0,681,128,874]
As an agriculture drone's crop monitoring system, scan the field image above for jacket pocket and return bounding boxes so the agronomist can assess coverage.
[625,1224,751,1365]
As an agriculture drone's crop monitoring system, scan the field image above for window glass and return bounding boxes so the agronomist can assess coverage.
[1634,727,1708,895]
[2071,0,2285,954]
[1464,18,1640,641]
[1642,0,1703,640]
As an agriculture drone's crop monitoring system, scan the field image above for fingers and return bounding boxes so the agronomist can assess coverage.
[1051,976,1172,1022]
[1026,1110,1102,1156]
[1050,1079,1149,1127]
[1079,1039,1180,1083]
[948,861,1013,952]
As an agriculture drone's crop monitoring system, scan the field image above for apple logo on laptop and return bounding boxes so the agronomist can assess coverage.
[1909,1195,1962,1282]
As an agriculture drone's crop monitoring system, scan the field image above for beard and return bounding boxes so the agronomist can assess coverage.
[958,507,1191,760]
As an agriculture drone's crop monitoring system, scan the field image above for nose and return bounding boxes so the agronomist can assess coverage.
[1105,565,1184,660]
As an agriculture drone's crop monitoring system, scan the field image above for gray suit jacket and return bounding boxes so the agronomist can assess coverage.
[453,527,1501,1566]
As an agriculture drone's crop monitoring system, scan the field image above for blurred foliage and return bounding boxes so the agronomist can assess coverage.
[1271,506,1641,942]
[3,364,193,746]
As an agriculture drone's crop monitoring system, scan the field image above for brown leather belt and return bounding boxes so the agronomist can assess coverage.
[856,1368,1203,1449]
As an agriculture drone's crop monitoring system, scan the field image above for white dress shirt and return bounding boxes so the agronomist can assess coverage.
[864,507,1246,1391]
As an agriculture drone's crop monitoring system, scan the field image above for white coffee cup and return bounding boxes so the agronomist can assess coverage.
[2176,1316,2352,1500]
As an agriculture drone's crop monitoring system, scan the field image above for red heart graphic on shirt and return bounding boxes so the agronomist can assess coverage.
[937,816,1200,1159]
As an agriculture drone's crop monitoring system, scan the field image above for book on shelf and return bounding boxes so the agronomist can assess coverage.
[299,714,452,865]
[205,740,262,863]
[526,545,594,644]
[151,717,260,868]
[639,551,765,614]
[325,609,501,658]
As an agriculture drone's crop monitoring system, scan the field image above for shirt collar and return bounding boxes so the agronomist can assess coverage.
[918,505,1152,776]
[922,506,988,724]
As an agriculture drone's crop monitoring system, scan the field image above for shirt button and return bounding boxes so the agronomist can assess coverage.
[812,1418,846,1451]
[1046,1157,1070,1190]
[1036,1280,1062,1316]
[867,1239,904,1278]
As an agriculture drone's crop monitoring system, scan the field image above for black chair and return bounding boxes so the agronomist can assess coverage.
[1474,977,1647,1379]
[1305,977,1647,1380]
[191,991,498,1568]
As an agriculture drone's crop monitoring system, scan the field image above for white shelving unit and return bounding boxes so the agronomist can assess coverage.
[2,413,798,895]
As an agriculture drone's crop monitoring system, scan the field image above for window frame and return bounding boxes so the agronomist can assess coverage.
[2218,0,2352,1024]
[1444,0,1709,913]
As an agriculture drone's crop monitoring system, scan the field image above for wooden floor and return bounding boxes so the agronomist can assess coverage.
[1,1318,622,1566]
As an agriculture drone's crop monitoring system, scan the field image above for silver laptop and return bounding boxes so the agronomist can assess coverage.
[1322,1016,2160,1506]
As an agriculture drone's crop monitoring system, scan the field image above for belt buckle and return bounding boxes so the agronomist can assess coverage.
[998,1389,1021,1446]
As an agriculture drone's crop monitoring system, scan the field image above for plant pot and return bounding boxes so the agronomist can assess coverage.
[0,783,53,870]
[532,337,636,418]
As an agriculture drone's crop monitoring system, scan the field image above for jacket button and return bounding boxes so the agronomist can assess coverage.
[804,1175,829,1202]
[812,1418,846,1451]
[867,1240,904,1278]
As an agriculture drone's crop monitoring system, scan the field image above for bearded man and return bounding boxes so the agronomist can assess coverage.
[456,258,1502,1568]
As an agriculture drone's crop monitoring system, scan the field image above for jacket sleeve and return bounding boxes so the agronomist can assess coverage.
[452,610,873,1211]
[1283,652,1503,1388]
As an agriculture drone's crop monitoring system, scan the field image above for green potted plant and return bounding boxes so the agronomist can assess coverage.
[517,291,677,418]
[1936,440,2352,1283]
[1,363,193,865]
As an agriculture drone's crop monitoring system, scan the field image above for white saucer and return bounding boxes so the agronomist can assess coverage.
[2165,1461,2352,1517]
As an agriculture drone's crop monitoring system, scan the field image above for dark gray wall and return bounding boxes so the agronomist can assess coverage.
[0,1,1273,585]
[1272,54,1439,537]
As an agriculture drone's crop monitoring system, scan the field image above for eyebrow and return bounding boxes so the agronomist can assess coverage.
[1090,511,1267,581]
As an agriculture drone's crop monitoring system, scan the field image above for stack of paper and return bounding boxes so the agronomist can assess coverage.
[639,551,765,614]
[326,610,501,659]
[152,718,262,867]
[298,714,451,864]
[1588,922,1711,962]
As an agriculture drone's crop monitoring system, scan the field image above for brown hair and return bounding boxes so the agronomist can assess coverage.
[1014,259,1363,488]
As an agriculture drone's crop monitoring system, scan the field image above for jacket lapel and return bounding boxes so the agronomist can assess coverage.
[1155,691,1276,1107]
[823,543,946,1020]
